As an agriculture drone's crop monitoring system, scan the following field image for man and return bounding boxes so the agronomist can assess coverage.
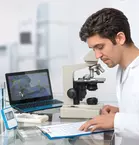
[79,8,139,145]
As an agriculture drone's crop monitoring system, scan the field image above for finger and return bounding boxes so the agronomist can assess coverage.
[79,121,92,131]
[90,124,100,132]
[83,123,92,131]
[79,123,86,131]
[99,109,102,114]
[83,119,97,132]
[102,106,111,114]
[101,109,109,115]
[79,121,90,131]
[102,105,109,110]
[109,111,115,114]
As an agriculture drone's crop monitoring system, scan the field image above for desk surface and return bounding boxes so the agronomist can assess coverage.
[0,110,113,145]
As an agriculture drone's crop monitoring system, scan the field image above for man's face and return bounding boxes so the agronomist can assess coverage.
[87,34,123,68]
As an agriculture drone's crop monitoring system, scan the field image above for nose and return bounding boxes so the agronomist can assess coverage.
[94,49,103,59]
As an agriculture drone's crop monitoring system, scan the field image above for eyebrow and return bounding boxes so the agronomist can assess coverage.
[89,43,104,49]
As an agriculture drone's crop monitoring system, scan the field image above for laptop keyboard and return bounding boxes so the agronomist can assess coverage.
[16,99,63,110]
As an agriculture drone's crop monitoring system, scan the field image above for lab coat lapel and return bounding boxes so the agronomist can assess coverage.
[116,66,122,103]
[121,56,139,84]
[121,68,130,85]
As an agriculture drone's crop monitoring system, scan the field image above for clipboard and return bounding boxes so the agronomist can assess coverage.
[37,121,113,140]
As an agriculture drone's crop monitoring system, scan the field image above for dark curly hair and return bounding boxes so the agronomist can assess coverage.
[79,8,133,45]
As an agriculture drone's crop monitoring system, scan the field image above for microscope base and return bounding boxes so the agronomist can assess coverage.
[60,104,103,119]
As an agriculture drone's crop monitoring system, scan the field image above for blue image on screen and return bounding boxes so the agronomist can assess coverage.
[8,72,51,101]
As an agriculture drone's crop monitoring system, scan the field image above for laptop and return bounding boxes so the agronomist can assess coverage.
[5,69,63,113]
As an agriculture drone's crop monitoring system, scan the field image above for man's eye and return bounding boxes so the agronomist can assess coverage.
[97,45,103,50]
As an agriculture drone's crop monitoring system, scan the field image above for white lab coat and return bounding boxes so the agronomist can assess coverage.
[114,56,139,145]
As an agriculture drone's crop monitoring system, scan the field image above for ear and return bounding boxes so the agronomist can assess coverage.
[115,32,126,45]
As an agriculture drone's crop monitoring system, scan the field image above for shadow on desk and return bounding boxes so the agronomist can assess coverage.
[109,132,115,145]
[67,132,114,145]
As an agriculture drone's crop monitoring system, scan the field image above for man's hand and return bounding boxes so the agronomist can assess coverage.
[101,105,119,115]
[79,114,115,132]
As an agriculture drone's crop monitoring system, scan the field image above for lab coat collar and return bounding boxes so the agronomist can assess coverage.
[120,56,139,84]
[116,56,139,103]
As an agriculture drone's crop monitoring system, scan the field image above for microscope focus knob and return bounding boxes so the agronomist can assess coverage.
[67,88,76,99]
[87,97,98,105]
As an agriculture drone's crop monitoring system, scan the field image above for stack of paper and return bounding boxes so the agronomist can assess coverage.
[15,113,49,123]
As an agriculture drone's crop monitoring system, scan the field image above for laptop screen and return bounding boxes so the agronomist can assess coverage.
[5,69,53,104]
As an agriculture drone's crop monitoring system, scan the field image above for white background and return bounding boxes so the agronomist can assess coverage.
[0,0,138,103]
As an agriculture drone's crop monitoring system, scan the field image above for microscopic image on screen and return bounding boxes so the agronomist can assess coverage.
[8,72,52,101]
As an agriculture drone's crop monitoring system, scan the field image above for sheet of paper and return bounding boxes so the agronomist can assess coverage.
[37,121,91,138]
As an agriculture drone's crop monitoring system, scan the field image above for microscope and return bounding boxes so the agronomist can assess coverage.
[60,51,106,119]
